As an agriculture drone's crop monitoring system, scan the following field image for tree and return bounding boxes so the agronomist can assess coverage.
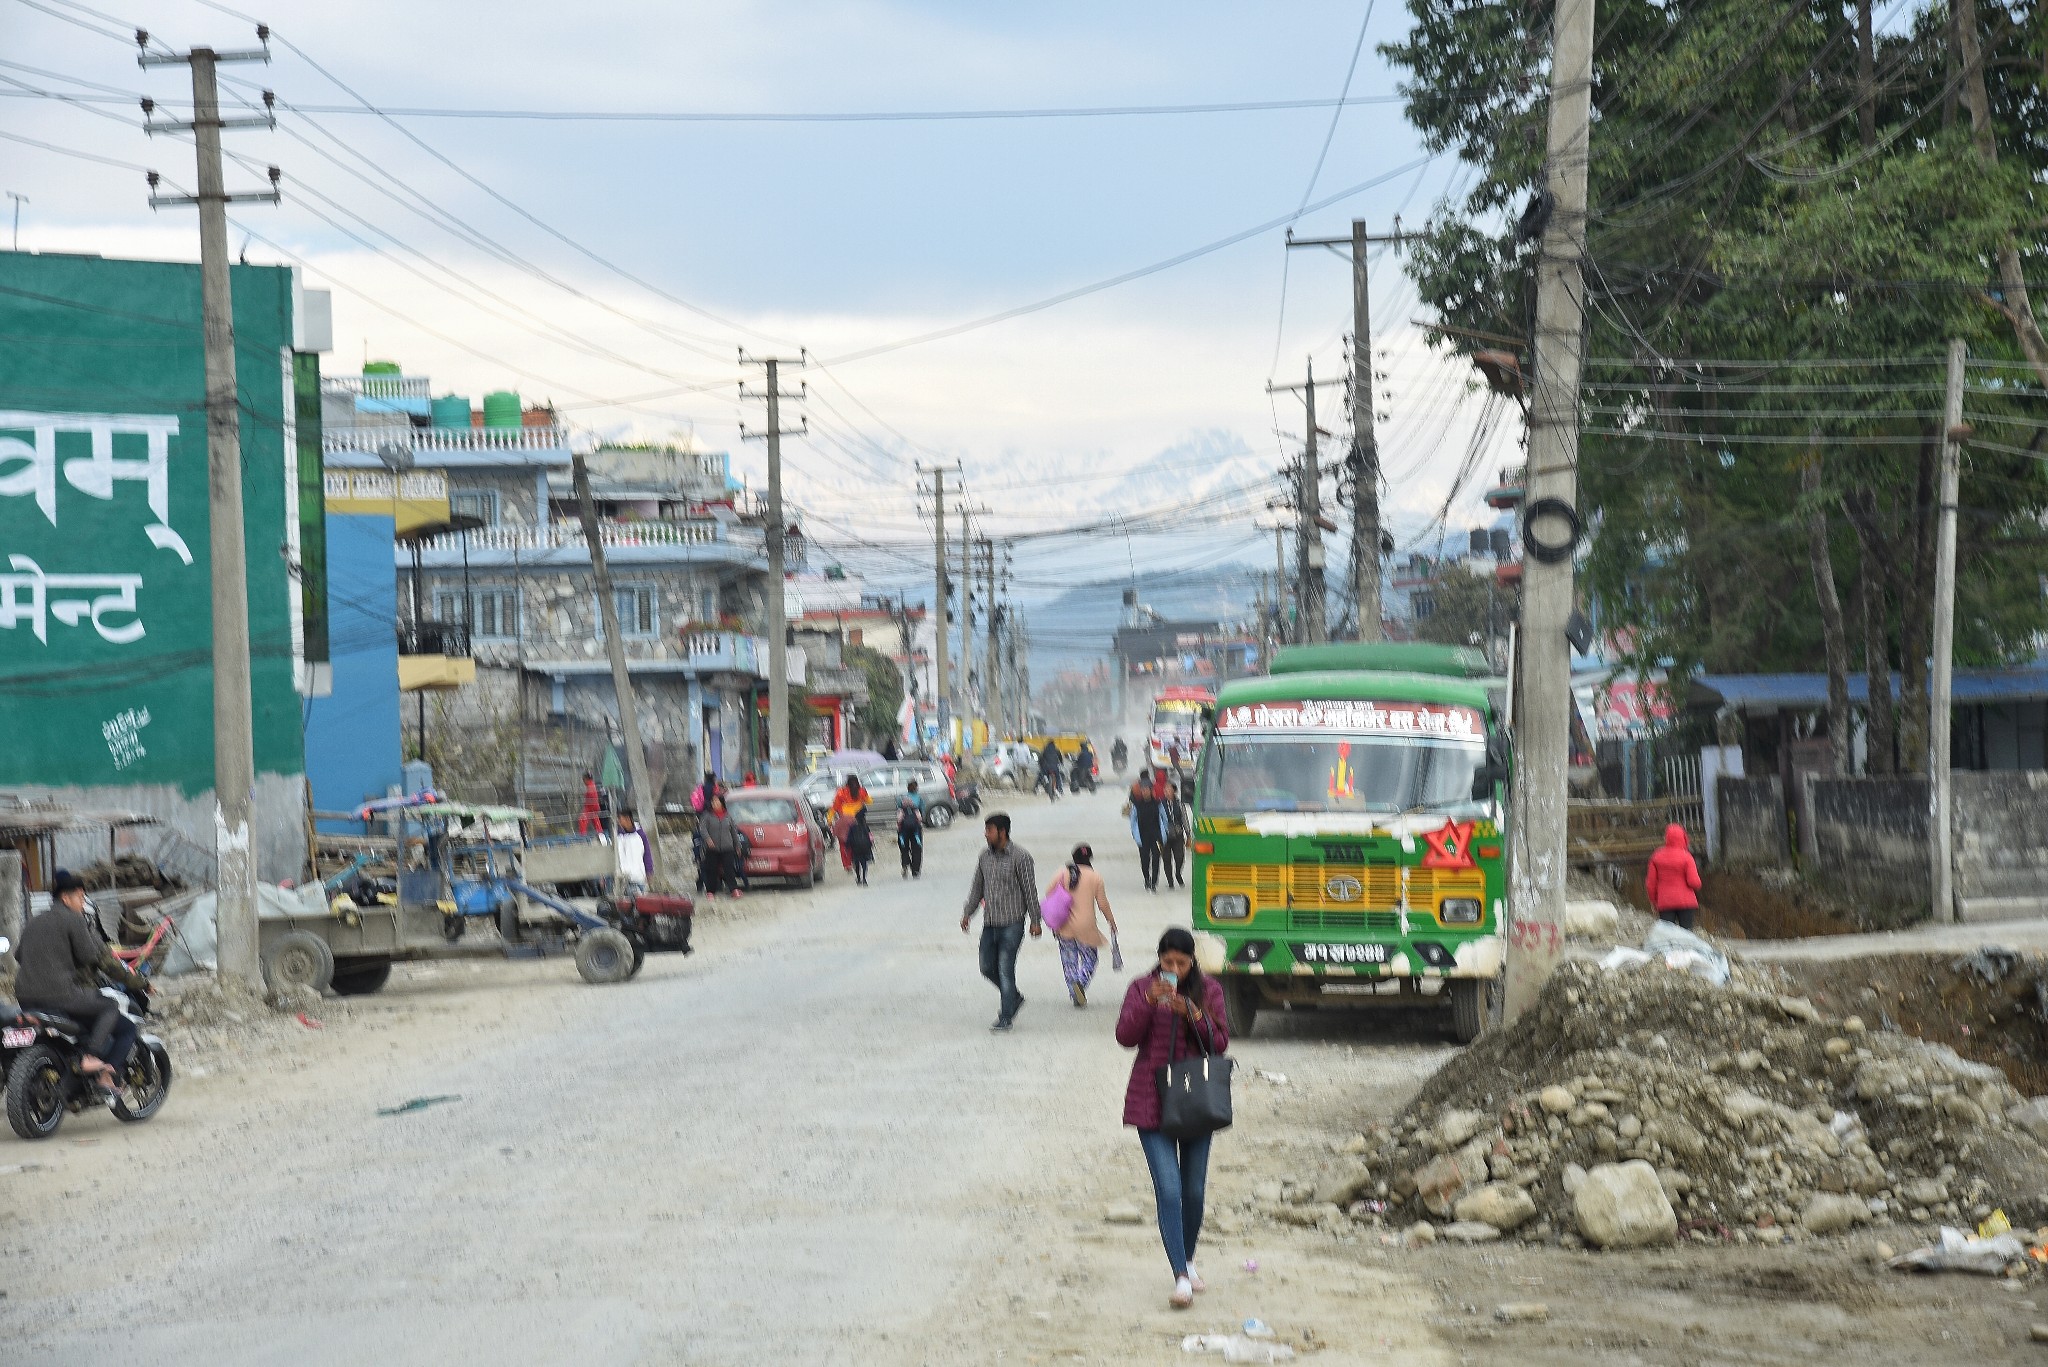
[846,643,904,748]
[1412,567,1500,649]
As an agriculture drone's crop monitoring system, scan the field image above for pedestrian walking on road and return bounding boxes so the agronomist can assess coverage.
[960,812,1041,1032]
[1128,769,1164,891]
[1047,843,1117,1007]
[1161,792,1188,890]
[845,810,876,885]
[697,795,742,900]
[1116,927,1228,1310]
[578,771,603,834]
[1645,823,1703,931]
[831,775,871,873]
[896,782,925,879]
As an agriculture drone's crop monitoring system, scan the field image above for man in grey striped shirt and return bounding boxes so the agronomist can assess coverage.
[960,811,1041,1032]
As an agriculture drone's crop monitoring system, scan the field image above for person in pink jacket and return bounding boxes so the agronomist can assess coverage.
[1116,927,1228,1309]
[1645,823,1703,931]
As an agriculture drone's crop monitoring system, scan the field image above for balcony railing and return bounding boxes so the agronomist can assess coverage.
[325,425,569,455]
[682,630,803,684]
[399,621,471,657]
[324,374,431,400]
[412,519,722,554]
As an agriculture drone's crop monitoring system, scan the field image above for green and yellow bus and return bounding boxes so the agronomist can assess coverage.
[1189,642,1509,1042]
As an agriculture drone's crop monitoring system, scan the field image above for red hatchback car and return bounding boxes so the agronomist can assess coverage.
[729,789,829,889]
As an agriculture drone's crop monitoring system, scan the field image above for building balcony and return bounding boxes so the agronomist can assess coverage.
[400,518,767,571]
[323,424,574,467]
[325,374,431,400]
[521,632,805,687]
[397,620,475,691]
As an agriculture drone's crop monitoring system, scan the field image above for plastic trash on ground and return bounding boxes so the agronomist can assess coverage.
[1641,919,1731,986]
[1886,1225,2027,1274]
[1598,946,1652,972]
[1180,1334,1296,1363]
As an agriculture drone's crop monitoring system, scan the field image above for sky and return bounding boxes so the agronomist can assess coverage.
[2,0,1520,627]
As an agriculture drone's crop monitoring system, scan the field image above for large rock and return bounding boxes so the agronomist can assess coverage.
[1435,1108,1489,1150]
[1441,1220,1503,1244]
[1801,1193,1866,1235]
[1573,1161,1678,1249]
[1412,1143,1490,1217]
[1315,1165,1376,1207]
[1565,900,1621,939]
[1538,1085,1576,1115]
[1455,1183,1538,1232]
[2010,1097,2048,1146]
[1644,1113,1707,1159]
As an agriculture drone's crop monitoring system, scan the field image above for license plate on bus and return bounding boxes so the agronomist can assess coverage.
[1,1026,36,1048]
[1297,942,1389,966]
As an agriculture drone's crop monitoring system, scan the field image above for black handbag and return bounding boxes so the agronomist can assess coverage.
[1156,1008,1234,1139]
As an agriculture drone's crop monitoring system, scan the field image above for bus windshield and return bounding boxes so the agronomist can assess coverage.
[1202,733,1484,817]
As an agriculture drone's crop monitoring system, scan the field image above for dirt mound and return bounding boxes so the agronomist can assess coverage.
[155,974,272,1029]
[1368,959,2048,1245]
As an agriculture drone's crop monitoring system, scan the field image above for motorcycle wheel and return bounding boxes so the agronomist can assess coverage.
[112,1041,171,1123]
[5,1043,69,1140]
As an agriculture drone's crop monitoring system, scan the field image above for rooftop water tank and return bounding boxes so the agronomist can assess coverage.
[431,394,471,429]
[1469,528,1489,557]
[482,390,521,429]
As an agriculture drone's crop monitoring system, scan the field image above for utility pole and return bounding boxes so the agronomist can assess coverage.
[959,506,975,729]
[1504,0,1596,1020]
[572,448,660,873]
[140,31,279,991]
[1270,522,1290,646]
[984,537,1000,738]
[1929,339,1968,923]
[1286,219,1420,641]
[919,464,960,754]
[740,351,806,785]
[1268,361,1341,643]
[6,192,25,251]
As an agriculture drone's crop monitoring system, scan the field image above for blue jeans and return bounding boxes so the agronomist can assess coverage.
[978,919,1026,1023]
[1138,1128,1213,1277]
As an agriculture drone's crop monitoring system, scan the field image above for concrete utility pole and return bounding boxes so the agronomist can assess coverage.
[919,464,959,752]
[1285,220,1421,641]
[1268,361,1341,643]
[572,450,659,872]
[1929,339,1968,923]
[741,352,806,785]
[983,539,1001,738]
[141,33,279,991]
[1504,0,1596,1020]
[959,506,975,727]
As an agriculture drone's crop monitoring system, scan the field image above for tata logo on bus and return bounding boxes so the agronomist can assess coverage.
[1324,875,1364,902]
[1217,700,1482,739]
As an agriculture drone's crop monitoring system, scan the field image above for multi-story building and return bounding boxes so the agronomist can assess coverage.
[320,367,795,807]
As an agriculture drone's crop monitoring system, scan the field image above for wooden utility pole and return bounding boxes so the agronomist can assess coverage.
[1285,219,1421,641]
[141,34,279,990]
[1504,0,1596,1020]
[741,352,806,785]
[1929,340,1967,923]
[1269,361,1342,642]
[572,450,659,870]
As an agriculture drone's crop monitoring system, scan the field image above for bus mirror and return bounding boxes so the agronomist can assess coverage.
[1471,756,1507,800]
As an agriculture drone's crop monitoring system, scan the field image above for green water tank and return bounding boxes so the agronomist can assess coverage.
[482,390,522,429]
[431,394,471,429]
[363,360,402,376]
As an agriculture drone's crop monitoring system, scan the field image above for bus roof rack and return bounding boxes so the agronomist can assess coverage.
[1268,642,1493,680]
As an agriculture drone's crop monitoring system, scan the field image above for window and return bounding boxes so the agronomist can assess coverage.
[599,584,658,638]
[434,587,519,640]
[450,489,499,526]
[1411,591,1437,621]
[698,586,718,621]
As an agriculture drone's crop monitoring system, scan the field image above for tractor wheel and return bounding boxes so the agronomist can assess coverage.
[262,930,335,996]
[575,928,636,985]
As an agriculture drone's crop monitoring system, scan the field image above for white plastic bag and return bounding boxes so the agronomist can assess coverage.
[1642,919,1730,985]
[1886,1226,2025,1274]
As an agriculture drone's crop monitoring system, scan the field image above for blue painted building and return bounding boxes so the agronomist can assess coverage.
[303,511,402,826]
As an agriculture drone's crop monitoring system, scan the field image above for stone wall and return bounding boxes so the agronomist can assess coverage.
[1805,776,1930,917]
[420,565,732,667]
[1716,775,1788,865]
[446,469,543,526]
[1953,771,2048,921]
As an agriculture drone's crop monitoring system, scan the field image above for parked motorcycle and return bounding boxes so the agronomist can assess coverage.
[2,953,172,1141]
[953,780,983,818]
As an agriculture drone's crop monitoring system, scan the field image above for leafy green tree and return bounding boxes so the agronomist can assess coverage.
[1412,567,1503,649]
[846,643,904,747]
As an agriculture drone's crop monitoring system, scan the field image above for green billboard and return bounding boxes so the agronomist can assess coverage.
[0,251,309,793]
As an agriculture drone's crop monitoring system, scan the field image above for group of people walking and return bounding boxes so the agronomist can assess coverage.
[1125,768,1189,892]
[958,805,1225,1311]
[827,774,927,887]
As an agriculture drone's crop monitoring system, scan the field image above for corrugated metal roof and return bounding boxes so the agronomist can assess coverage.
[1695,667,2048,713]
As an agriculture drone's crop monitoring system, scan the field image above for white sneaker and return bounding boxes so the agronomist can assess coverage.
[1169,1276,1194,1309]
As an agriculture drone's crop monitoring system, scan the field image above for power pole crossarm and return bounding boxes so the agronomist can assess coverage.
[139,32,278,991]
[741,352,807,785]
[1503,0,1596,1019]
[1268,365,1343,644]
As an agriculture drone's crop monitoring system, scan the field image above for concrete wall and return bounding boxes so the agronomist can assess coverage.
[1717,775,1788,865]
[1954,770,2048,921]
[24,771,308,886]
[1806,776,1930,916]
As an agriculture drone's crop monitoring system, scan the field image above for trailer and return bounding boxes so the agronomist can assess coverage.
[262,802,688,996]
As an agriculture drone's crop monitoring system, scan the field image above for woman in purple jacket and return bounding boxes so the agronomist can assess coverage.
[1115,926,1229,1309]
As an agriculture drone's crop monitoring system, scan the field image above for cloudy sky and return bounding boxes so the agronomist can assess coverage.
[4,0,1518,609]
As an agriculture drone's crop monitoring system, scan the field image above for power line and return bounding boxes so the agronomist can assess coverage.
[273,96,1410,123]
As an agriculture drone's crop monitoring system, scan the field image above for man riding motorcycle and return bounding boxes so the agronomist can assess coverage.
[1036,739,1063,800]
[1071,741,1097,793]
[1110,737,1128,775]
[14,870,151,1091]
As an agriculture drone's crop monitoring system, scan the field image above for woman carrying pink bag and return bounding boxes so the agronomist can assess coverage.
[1043,844,1118,1007]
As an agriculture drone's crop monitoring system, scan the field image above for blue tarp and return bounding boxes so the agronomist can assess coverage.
[1695,667,2048,713]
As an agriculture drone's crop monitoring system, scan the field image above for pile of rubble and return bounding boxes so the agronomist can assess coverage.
[1352,959,2048,1249]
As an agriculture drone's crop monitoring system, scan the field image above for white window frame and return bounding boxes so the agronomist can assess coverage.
[449,488,501,526]
[597,583,659,639]
[435,585,521,641]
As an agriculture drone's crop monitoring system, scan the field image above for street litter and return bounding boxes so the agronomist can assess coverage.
[1495,1302,1550,1323]
[1241,1259,1260,1272]
[1886,1226,2027,1274]
[1639,921,1731,985]
[1180,1334,1296,1363]
[376,1094,463,1117]
[1241,1318,1276,1339]
[294,1013,323,1030]
[1598,947,1651,972]
[1255,1070,1289,1086]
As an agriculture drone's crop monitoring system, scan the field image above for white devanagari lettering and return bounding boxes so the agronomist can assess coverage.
[0,555,145,645]
[0,411,189,564]
[0,554,48,642]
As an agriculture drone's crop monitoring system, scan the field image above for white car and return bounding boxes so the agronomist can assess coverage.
[982,743,1037,789]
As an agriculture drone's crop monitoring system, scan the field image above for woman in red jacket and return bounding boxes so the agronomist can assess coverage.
[1645,823,1703,930]
[1116,927,1229,1309]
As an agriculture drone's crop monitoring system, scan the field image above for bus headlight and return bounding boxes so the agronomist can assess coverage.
[1209,893,1251,920]
[1439,898,1483,924]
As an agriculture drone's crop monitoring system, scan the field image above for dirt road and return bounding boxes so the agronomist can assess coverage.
[9,788,2036,1364]
[1,790,1462,1365]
